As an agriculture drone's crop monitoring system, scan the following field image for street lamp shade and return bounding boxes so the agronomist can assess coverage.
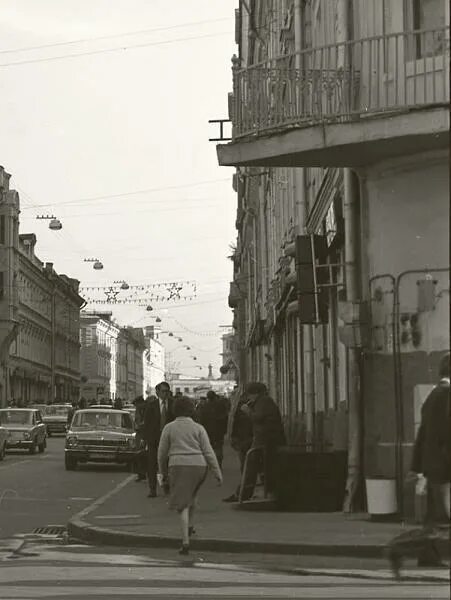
[168,332,173,337]
[146,305,153,311]
[178,338,183,342]
[120,281,130,290]
[93,260,104,270]
[49,218,62,230]
[156,317,162,322]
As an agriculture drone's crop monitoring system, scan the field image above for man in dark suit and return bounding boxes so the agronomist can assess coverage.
[142,382,174,497]
[388,352,450,575]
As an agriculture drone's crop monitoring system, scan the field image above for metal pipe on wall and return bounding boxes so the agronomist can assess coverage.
[342,168,362,513]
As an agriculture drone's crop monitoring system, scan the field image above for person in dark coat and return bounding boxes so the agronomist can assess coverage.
[222,392,253,502]
[142,382,174,497]
[387,353,450,576]
[239,382,286,501]
[133,395,147,481]
[196,390,229,469]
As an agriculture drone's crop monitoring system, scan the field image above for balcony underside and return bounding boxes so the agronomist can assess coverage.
[216,107,449,168]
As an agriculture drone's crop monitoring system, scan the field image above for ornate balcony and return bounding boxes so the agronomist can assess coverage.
[218,27,449,167]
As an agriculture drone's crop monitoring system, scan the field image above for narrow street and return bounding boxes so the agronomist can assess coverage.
[0,436,128,538]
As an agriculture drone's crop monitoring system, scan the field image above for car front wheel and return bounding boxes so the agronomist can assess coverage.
[0,442,5,461]
[38,438,46,453]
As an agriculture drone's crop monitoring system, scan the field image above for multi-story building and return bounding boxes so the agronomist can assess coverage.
[219,329,239,381]
[215,1,449,515]
[143,325,165,396]
[0,167,85,407]
[80,312,120,403]
[118,327,146,402]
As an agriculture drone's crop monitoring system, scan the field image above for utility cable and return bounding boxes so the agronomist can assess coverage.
[0,17,233,55]
[0,31,232,68]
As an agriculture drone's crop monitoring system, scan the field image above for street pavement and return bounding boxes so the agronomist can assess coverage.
[0,536,449,599]
[0,436,449,599]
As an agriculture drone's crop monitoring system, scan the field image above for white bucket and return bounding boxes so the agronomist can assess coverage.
[365,478,397,515]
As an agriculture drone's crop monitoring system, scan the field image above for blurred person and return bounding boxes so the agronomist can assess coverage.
[387,352,450,577]
[158,395,222,555]
[142,382,174,497]
[197,390,229,469]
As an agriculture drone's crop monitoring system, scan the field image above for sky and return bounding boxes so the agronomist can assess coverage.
[0,0,237,378]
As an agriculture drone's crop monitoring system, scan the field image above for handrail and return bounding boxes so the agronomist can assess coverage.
[231,26,450,140]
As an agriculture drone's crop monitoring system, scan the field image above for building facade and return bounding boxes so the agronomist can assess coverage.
[80,312,120,403]
[216,0,449,514]
[0,167,85,407]
[142,325,165,396]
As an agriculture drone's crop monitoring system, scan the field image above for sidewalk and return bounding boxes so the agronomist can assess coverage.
[68,446,425,558]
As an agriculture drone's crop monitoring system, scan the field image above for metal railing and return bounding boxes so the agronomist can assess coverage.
[231,27,450,139]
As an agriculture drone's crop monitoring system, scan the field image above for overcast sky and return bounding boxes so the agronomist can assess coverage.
[0,0,237,377]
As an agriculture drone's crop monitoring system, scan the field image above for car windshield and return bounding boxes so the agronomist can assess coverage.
[45,406,70,416]
[71,411,133,430]
[0,410,33,425]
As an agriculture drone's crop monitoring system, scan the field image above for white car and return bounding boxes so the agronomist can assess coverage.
[0,425,8,460]
[0,408,47,454]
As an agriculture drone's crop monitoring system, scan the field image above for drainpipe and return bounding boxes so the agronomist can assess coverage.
[342,168,362,512]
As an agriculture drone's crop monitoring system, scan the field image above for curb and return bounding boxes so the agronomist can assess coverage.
[67,517,388,558]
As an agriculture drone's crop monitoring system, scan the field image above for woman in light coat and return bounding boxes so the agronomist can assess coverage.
[158,395,222,554]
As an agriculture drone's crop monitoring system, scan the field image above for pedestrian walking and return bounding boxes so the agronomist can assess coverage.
[222,392,253,503]
[133,395,147,482]
[158,395,223,555]
[66,400,78,428]
[239,382,286,502]
[142,382,174,497]
[196,390,229,469]
[386,352,450,578]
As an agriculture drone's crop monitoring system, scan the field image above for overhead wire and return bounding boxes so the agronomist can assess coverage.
[20,178,231,210]
[0,17,233,55]
[0,31,233,68]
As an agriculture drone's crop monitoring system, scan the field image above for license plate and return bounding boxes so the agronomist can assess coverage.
[89,452,110,460]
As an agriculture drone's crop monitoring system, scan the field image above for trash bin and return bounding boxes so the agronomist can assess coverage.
[274,446,347,512]
[365,478,397,515]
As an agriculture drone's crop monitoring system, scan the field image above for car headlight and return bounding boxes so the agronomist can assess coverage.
[66,435,78,447]
[126,437,136,449]
[23,432,31,440]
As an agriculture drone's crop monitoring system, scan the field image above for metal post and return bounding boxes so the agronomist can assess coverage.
[342,168,361,513]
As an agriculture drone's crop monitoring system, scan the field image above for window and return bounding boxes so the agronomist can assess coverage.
[184,387,189,393]
[405,0,446,59]
[0,215,5,244]
[0,272,4,300]
[175,387,181,393]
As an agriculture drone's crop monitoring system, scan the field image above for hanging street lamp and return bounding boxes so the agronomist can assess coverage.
[36,214,62,230]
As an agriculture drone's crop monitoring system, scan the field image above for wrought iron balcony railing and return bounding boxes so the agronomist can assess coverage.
[231,27,450,140]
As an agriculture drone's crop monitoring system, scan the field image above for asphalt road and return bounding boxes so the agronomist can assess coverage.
[0,436,129,538]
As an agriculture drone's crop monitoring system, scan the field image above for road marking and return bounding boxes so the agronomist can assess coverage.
[95,514,142,520]
[69,497,94,501]
[73,474,135,520]
[0,459,32,469]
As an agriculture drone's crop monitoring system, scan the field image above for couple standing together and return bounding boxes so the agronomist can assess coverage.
[135,384,222,554]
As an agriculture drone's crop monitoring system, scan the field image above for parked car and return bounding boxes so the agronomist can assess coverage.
[0,425,8,460]
[42,404,71,436]
[64,408,143,471]
[0,408,47,454]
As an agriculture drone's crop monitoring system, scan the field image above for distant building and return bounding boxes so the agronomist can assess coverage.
[0,167,85,407]
[168,368,235,399]
[142,325,165,396]
[80,312,120,403]
[220,330,239,381]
